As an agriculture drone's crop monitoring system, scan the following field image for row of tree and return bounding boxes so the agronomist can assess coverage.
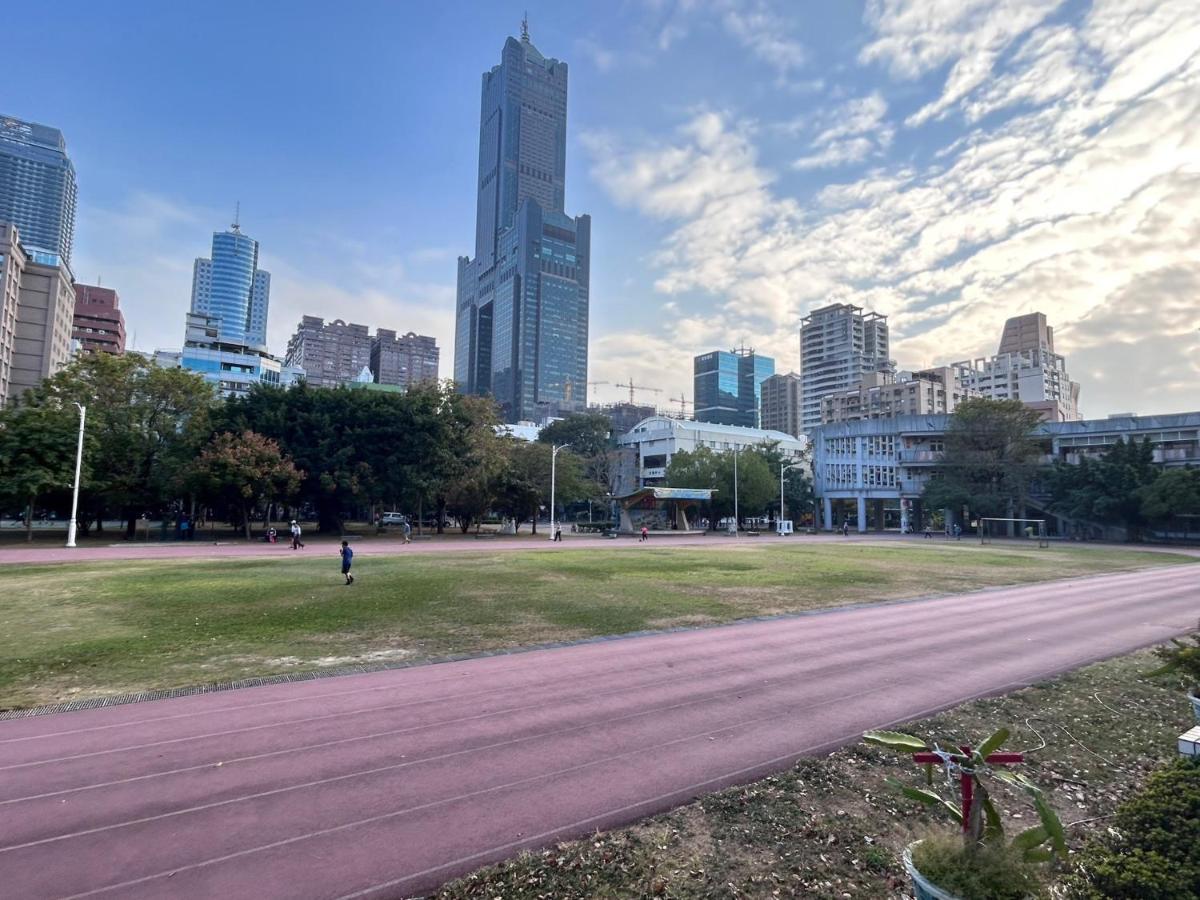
[0,355,618,540]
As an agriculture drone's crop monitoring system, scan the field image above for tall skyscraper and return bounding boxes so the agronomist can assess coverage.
[0,115,78,267]
[189,220,270,347]
[694,347,775,428]
[454,22,591,423]
[799,303,893,432]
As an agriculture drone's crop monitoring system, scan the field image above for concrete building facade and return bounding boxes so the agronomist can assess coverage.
[800,303,893,432]
[371,329,439,389]
[950,313,1081,422]
[0,222,75,402]
[616,415,806,494]
[285,316,373,389]
[72,283,126,354]
[810,411,1200,534]
[160,313,300,399]
[0,115,77,267]
[820,366,973,424]
[694,347,775,428]
[759,372,802,437]
[455,27,591,423]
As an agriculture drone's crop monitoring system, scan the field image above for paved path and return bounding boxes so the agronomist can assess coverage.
[2,530,1193,566]
[2,565,1197,899]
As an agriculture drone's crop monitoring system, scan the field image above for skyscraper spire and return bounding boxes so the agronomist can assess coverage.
[521,12,529,42]
[232,201,241,233]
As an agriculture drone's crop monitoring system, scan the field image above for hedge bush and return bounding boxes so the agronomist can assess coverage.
[1069,758,1200,899]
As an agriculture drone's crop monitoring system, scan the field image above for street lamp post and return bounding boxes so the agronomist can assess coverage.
[65,403,86,549]
[780,461,804,534]
[549,443,570,542]
[732,446,739,538]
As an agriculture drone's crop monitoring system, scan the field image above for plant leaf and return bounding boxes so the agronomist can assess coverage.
[977,727,1010,760]
[1033,794,1068,861]
[864,730,927,752]
[887,778,963,824]
[981,794,1004,844]
[993,769,1043,794]
[1010,825,1048,852]
[1023,848,1055,863]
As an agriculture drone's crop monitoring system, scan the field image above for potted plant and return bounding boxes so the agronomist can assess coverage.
[864,726,1068,900]
[1147,622,1200,723]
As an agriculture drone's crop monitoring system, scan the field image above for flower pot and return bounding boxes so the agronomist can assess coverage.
[904,842,963,900]
[1189,688,1200,724]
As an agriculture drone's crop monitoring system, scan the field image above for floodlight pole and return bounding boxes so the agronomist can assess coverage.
[65,403,86,549]
[733,447,739,538]
[549,443,570,542]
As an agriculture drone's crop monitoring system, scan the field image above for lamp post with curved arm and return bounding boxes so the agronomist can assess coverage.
[549,443,570,542]
[780,460,804,534]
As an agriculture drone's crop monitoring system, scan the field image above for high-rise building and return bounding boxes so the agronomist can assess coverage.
[820,367,974,424]
[455,23,591,423]
[284,317,440,390]
[189,221,270,347]
[694,347,775,428]
[72,283,126,354]
[159,313,301,400]
[371,329,439,389]
[0,222,74,402]
[760,372,803,437]
[0,115,78,267]
[285,316,373,389]
[949,313,1081,421]
[799,303,893,432]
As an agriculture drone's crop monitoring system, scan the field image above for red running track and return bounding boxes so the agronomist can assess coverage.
[1,565,1197,899]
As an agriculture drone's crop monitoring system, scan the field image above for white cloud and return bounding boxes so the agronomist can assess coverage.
[587,0,1200,416]
[791,92,895,170]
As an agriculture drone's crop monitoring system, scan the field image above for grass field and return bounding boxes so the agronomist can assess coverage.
[0,542,1193,709]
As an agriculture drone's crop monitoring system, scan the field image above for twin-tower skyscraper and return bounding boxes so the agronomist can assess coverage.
[454,24,591,424]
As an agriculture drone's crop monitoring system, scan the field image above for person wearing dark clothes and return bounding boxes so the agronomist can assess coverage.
[340,541,354,584]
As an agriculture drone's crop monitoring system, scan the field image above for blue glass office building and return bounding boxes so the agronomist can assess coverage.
[0,115,77,267]
[189,225,270,347]
[455,27,591,423]
[694,349,775,428]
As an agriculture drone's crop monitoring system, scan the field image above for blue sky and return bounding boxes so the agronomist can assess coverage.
[8,0,1198,415]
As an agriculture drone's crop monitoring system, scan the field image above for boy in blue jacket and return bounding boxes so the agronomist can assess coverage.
[340,540,354,585]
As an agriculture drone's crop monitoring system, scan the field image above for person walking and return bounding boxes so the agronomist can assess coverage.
[841,520,849,537]
[402,519,412,544]
[923,523,932,539]
[554,523,563,542]
[953,522,962,541]
[640,525,649,542]
[290,520,304,550]
[339,540,354,585]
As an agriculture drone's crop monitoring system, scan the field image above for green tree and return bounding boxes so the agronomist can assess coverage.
[495,441,589,533]
[667,444,777,529]
[1046,438,1160,539]
[0,403,80,541]
[1138,468,1200,527]
[184,431,303,540]
[23,354,214,537]
[923,399,1044,524]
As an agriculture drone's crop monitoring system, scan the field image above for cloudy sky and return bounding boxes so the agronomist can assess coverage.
[10,0,1198,417]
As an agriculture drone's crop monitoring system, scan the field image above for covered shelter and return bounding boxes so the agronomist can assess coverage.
[615,487,714,533]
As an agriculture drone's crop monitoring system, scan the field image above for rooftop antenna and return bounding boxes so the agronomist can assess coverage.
[521,12,529,42]
[232,201,241,233]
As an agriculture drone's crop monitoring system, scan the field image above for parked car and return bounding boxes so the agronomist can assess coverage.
[380,512,406,525]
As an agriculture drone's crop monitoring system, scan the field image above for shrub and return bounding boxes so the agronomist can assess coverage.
[1147,623,1200,690]
[1068,758,1200,899]
[913,833,1042,900]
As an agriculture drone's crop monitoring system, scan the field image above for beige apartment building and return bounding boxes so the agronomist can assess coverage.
[0,222,75,405]
[760,372,803,437]
[820,366,971,424]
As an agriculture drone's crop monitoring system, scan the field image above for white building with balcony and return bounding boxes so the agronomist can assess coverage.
[616,416,806,493]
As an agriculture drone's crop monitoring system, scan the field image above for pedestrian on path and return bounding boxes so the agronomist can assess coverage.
[340,540,354,584]
[841,521,849,537]
[923,523,932,539]
[290,520,305,550]
[640,525,649,542]
[402,519,412,544]
[554,524,563,542]
[953,523,962,541]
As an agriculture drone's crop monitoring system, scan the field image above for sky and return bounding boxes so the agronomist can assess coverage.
[8,0,1198,417]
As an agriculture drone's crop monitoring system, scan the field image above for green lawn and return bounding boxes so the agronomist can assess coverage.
[0,542,1193,709]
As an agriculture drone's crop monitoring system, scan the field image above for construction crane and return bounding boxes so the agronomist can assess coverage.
[614,377,662,405]
[670,394,693,418]
[586,380,610,396]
